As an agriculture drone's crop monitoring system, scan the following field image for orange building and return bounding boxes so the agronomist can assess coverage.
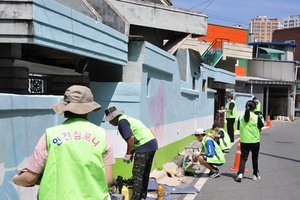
[199,24,249,44]
[198,24,250,76]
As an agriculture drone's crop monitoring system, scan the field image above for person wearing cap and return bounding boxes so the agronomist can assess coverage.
[12,85,115,200]
[102,106,158,200]
[236,100,264,182]
[210,123,232,153]
[224,94,237,143]
[192,128,225,178]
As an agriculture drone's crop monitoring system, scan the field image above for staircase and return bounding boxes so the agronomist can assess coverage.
[202,38,229,67]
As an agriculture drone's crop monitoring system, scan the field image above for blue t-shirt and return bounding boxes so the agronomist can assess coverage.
[218,130,225,138]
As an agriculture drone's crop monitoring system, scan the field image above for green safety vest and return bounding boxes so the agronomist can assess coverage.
[39,118,109,200]
[215,128,232,150]
[225,100,237,119]
[254,100,261,112]
[201,136,225,164]
[239,112,260,143]
[118,115,155,149]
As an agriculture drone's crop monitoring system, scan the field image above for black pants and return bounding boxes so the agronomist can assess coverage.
[238,142,260,176]
[131,151,156,200]
[226,118,235,142]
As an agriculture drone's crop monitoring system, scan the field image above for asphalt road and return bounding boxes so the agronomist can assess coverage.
[168,118,300,200]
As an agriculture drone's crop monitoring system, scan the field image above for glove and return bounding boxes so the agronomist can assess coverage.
[123,154,132,164]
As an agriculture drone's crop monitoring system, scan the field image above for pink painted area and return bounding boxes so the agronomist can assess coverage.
[149,81,165,145]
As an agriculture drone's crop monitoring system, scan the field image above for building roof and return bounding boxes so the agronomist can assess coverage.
[236,76,294,85]
[249,41,298,47]
[259,47,285,54]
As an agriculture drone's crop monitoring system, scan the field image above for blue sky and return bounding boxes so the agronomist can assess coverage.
[171,0,300,29]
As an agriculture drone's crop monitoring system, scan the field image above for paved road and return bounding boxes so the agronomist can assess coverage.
[168,118,300,200]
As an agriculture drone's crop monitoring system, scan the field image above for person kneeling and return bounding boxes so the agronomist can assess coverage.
[193,128,226,178]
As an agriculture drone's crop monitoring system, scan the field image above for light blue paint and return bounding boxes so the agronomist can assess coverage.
[90,41,237,131]
[0,94,66,199]
[32,0,128,66]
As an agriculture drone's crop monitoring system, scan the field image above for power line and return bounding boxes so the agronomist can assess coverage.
[180,1,251,27]
[188,0,247,26]
[189,0,212,9]
[202,0,214,12]
[208,14,250,26]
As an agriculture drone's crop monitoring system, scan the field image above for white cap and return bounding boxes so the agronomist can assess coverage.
[195,128,205,135]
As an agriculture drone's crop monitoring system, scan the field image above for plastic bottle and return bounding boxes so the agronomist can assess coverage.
[157,184,164,200]
[121,185,130,200]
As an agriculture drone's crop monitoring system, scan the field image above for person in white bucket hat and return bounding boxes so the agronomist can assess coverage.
[13,85,115,200]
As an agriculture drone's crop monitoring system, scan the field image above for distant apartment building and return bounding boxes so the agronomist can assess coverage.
[283,14,300,28]
[249,15,281,42]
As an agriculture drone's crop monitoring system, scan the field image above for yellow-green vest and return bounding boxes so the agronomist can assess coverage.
[201,136,225,164]
[225,100,237,119]
[39,118,109,200]
[254,100,261,112]
[118,115,155,149]
[239,112,260,143]
[215,128,232,150]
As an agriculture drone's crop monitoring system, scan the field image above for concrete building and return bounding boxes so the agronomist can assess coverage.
[283,14,300,28]
[183,24,300,122]
[272,27,300,116]
[236,42,298,120]
[249,15,281,42]
[273,27,300,62]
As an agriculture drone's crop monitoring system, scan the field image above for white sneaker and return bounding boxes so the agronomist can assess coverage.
[253,175,261,181]
[236,173,243,182]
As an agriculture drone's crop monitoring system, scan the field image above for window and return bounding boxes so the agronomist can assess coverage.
[285,40,295,44]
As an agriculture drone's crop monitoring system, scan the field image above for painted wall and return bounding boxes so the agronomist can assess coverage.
[32,0,128,66]
[0,94,64,199]
[90,42,219,178]
[199,24,248,44]
[0,0,128,66]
